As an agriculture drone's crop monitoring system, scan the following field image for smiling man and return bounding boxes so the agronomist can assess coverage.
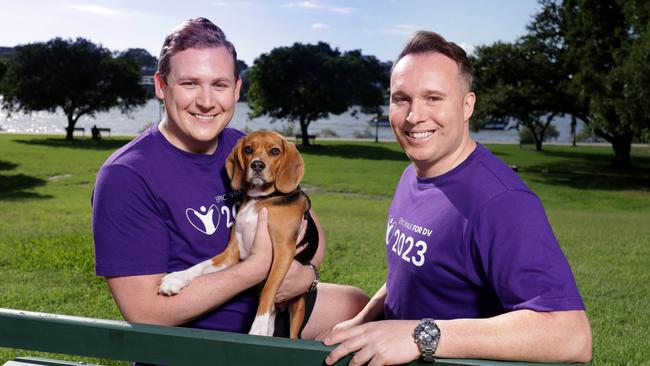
[91,18,368,352]
[322,31,592,366]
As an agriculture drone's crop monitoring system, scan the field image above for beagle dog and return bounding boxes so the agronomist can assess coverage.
[158,130,318,339]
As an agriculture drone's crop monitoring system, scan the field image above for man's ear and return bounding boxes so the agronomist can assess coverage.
[154,71,166,100]
[226,139,246,190]
[463,91,476,122]
[234,77,242,103]
[275,140,304,193]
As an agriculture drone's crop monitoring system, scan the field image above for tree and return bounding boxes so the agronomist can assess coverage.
[472,40,563,151]
[562,0,650,167]
[247,42,388,146]
[0,38,147,140]
[0,58,6,83]
[472,0,578,152]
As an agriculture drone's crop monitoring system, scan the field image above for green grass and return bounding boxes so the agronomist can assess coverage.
[1,134,649,365]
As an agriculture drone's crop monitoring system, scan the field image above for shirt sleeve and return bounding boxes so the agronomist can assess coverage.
[470,190,585,312]
[92,164,169,276]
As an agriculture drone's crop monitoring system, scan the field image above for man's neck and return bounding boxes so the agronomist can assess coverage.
[158,120,219,155]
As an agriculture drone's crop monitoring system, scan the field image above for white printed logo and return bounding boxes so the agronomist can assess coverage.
[186,204,220,235]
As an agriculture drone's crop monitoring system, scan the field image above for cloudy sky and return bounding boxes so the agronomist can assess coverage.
[0,0,540,65]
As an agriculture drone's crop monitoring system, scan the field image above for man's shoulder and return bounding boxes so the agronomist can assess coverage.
[102,126,160,170]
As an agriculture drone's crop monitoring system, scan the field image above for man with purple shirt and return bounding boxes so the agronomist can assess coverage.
[323,31,592,365]
[92,18,368,345]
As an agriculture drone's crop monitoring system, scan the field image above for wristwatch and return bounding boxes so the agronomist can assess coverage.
[413,318,441,362]
[307,263,319,292]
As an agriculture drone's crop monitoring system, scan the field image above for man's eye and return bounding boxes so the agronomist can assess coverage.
[270,148,281,156]
[244,146,253,154]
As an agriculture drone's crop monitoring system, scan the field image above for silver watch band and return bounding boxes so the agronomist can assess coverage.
[307,263,319,292]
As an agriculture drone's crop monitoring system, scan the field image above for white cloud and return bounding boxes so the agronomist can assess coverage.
[211,1,254,6]
[380,24,416,35]
[283,1,353,15]
[66,4,119,15]
[458,42,475,55]
[312,22,328,29]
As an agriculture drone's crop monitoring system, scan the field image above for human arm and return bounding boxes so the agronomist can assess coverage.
[275,209,325,303]
[106,208,274,326]
[324,309,592,366]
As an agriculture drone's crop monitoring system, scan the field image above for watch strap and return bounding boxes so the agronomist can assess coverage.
[307,263,319,292]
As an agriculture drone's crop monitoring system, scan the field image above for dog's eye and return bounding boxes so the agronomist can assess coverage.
[270,147,281,156]
[244,146,253,154]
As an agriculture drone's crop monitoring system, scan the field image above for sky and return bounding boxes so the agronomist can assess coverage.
[0,0,541,65]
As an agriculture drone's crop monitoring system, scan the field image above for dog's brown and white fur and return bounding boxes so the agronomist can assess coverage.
[158,131,317,338]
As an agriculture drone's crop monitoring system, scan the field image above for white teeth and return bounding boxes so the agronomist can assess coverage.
[408,131,434,139]
[192,113,215,121]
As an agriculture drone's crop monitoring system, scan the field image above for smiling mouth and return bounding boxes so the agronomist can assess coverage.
[406,131,434,139]
[190,113,217,121]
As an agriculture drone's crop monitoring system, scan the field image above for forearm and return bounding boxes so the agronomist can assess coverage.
[355,282,387,322]
[436,310,592,363]
[108,258,266,326]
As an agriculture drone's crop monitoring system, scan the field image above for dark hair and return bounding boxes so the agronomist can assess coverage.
[158,17,239,81]
[394,31,473,90]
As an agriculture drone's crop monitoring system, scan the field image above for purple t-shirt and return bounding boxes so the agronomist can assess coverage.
[92,124,256,332]
[385,143,585,320]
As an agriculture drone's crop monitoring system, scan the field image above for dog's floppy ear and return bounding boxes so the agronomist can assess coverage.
[226,138,246,190]
[275,139,304,193]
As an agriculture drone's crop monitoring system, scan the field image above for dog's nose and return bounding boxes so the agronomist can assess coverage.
[251,160,266,172]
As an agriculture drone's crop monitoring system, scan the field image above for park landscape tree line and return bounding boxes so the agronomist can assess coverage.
[0,0,648,166]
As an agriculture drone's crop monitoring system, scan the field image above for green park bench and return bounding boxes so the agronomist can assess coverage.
[0,308,571,366]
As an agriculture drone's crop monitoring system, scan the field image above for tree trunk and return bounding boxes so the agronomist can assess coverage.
[65,114,75,140]
[299,116,311,147]
[571,115,577,147]
[610,133,633,168]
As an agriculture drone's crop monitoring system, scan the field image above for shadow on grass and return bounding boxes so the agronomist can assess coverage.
[520,151,650,192]
[14,137,132,151]
[298,143,408,161]
[0,174,51,200]
[0,160,19,171]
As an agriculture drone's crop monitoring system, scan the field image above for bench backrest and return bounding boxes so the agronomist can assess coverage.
[0,308,566,366]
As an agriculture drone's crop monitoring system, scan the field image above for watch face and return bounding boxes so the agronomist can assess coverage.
[415,321,439,346]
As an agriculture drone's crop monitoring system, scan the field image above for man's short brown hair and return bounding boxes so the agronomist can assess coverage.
[158,17,239,81]
[394,31,473,90]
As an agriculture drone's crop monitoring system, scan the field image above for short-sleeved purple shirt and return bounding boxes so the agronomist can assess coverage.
[385,143,585,320]
[92,124,256,332]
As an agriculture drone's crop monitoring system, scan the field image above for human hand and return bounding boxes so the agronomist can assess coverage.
[323,320,421,366]
[248,208,273,281]
[315,314,365,341]
[275,260,312,303]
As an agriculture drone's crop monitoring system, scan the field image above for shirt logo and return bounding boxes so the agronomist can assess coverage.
[186,204,220,235]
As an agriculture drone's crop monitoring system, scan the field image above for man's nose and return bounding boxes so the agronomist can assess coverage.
[406,100,425,124]
[196,86,216,110]
[251,160,265,172]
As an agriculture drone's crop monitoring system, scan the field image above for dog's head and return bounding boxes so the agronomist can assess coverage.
[226,131,304,196]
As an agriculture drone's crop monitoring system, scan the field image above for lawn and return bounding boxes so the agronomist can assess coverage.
[1,133,649,365]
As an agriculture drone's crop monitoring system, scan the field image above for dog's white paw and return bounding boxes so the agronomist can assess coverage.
[249,311,276,337]
[158,271,190,295]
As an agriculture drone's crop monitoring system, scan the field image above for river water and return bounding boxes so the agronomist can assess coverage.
[0,100,580,143]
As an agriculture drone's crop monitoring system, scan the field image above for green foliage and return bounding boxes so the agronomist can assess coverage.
[562,0,650,167]
[472,0,571,152]
[0,38,148,140]
[247,42,388,145]
[0,58,6,84]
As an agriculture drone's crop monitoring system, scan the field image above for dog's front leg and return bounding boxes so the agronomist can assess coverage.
[248,220,298,337]
[158,230,241,296]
